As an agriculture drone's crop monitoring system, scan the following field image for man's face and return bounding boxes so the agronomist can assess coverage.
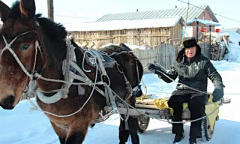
[185,46,197,58]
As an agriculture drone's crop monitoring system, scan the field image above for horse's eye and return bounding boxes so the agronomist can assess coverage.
[20,44,30,50]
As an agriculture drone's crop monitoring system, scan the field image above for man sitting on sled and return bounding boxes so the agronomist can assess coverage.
[148,37,224,144]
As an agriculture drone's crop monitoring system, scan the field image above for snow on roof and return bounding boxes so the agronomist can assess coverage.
[187,18,221,26]
[96,5,219,23]
[66,17,184,32]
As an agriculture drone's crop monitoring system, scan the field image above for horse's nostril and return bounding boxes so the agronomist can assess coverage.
[8,95,15,103]
[1,95,15,110]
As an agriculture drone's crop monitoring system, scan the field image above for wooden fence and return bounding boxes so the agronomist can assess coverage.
[200,43,211,58]
[133,43,177,72]
[133,42,223,73]
[69,22,183,49]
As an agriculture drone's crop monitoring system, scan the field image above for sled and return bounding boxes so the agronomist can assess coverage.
[135,94,230,141]
[104,94,231,141]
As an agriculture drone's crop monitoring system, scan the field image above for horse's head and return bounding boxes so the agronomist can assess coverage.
[0,0,67,109]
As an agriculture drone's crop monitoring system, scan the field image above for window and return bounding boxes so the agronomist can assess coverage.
[202,12,205,20]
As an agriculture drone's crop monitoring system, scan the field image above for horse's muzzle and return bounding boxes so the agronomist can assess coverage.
[0,95,15,110]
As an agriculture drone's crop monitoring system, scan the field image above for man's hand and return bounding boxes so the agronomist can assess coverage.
[148,63,156,72]
[212,87,224,102]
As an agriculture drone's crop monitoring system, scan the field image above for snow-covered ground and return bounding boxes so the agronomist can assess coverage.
[222,31,240,61]
[0,60,239,144]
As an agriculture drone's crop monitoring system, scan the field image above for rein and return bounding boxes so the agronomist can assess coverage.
[1,31,40,79]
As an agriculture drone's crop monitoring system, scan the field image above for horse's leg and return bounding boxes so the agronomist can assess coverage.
[128,97,140,144]
[119,115,130,144]
[128,116,140,144]
[65,122,89,144]
[50,122,67,144]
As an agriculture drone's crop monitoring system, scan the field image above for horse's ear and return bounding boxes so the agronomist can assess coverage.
[19,0,36,19]
[0,1,10,22]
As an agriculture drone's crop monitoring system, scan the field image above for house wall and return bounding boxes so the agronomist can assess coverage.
[192,9,216,40]
[70,23,183,49]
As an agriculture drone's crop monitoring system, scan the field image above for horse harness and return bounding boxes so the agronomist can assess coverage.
[0,28,138,119]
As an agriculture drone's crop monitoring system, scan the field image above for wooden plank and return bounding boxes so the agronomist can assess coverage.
[135,104,159,109]
[104,106,169,117]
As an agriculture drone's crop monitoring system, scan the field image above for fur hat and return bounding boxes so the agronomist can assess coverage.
[176,37,201,62]
[183,37,198,48]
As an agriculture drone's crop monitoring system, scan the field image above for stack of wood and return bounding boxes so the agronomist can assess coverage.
[199,33,230,60]
[135,99,159,109]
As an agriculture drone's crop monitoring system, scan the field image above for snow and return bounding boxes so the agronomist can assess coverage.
[66,17,184,32]
[0,60,240,144]
[220,31,240,61]
[187,19,221,26]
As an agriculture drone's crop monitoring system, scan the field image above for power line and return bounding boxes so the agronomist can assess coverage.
[177,0,240,23]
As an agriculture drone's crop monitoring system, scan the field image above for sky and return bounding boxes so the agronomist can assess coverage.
[1,0,240,29]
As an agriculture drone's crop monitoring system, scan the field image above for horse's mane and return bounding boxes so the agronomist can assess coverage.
[100,44,132,54]
[36,14,67,41]
[7,2,67,62]
[9,2,67,42]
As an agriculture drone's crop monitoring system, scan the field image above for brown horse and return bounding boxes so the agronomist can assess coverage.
[0,0,143,144]
[100,44,144,144]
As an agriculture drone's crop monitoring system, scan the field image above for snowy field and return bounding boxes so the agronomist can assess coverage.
[0,60,240,144]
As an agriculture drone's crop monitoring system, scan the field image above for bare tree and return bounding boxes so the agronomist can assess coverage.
[47,0,54,21]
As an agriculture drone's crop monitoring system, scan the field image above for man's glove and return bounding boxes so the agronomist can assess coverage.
[148,63,156,72]
[148,63,165,76]
[212,87,224,102]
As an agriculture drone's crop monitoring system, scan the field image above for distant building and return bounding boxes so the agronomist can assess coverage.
[69,5,219,47]
[96,5,219,38]
[69,17,185,48]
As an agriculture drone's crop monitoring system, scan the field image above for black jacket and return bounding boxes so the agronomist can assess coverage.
[159,55,224,92]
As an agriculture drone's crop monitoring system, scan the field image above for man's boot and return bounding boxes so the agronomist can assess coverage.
[173,132,185,144]
[189,137,197,144]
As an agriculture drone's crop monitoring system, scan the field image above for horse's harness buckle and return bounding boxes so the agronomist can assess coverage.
[88,57,96,66]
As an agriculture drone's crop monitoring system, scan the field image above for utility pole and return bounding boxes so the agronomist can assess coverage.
[47,0,54,21]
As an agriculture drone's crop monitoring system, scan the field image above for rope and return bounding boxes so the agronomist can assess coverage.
[168,103,222,124]
[35,58,99,118]
[28,43,121,118]
[111,84,223,124]
[132,64,222,124]
[155,69,208,95]
[1,32,107,117]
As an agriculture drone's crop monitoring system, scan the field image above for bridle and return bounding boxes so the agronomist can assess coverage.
[0,25,103,106]
[1,31,41,79]
[0,27,70,104]
[1,30,42,98]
